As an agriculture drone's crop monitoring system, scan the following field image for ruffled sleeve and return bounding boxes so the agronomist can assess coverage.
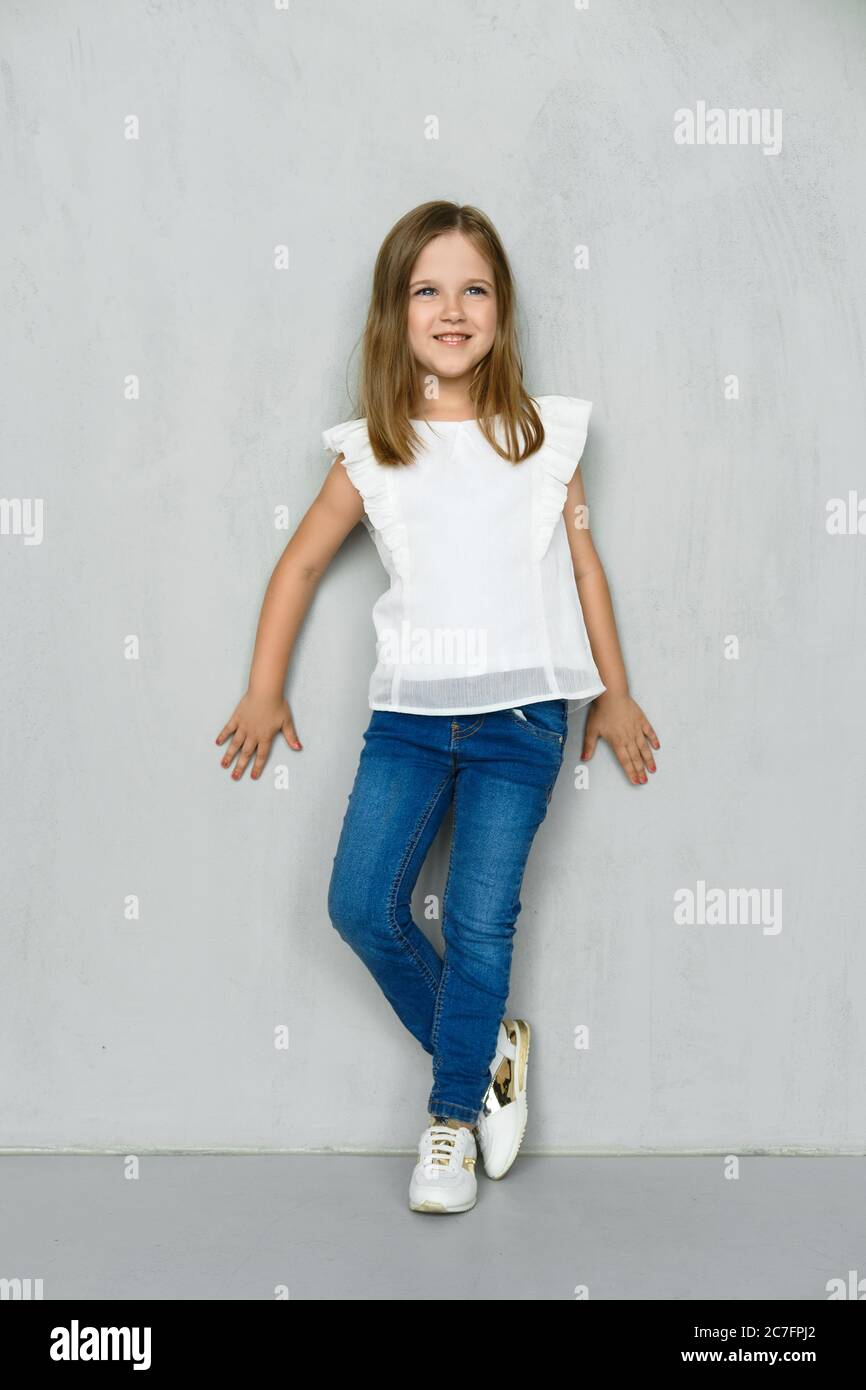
[531,395,593,559]
[322,417,410,579]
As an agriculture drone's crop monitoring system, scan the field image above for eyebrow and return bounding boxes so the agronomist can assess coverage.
[409,277,494,288]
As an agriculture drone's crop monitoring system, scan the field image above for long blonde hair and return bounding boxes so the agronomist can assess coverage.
[355,201,544,467]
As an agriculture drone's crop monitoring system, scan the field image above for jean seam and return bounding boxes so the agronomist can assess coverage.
[385,769,453,997]
[430,769,464,1074]
[546,731,568,803]
[452,715,484,740]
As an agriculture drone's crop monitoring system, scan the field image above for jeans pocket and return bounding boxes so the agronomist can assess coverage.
[509,699,567,745]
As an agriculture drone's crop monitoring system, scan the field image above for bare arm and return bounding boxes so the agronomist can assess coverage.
[563,465,660,785]
[215,458,364,780]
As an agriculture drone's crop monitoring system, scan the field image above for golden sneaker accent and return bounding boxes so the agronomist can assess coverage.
[410,1119,478,1213]
[477,1017,531,1180]
[480,1021,520,1115]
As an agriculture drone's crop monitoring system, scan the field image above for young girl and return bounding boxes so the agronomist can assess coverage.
[216,201,660,1215]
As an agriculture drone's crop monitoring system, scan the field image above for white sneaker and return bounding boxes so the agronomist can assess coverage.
[476,1018,530,1180]
[409,1117,478,1213]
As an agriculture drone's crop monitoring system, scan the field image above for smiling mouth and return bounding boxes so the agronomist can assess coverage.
[433,334,472,345]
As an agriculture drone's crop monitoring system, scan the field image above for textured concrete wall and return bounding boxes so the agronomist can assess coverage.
[2,0,864,1152]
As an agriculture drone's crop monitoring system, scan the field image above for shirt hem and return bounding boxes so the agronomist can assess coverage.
[368,683,607,717]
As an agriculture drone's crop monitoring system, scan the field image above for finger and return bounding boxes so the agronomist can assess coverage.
[628,740,648,783]
[639,735,657,773]
[250,739,271,780]
[643,721,660,750]
[215,717,238,746]
[220,732,245,769]
[282,718,302,751]
[231,739,258,781]
[616,740,643,785]
[581,726,599,760]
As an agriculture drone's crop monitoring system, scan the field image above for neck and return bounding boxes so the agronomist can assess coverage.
[411,372,475,421]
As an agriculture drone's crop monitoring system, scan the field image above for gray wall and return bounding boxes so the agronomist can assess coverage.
[2,0,864,1153]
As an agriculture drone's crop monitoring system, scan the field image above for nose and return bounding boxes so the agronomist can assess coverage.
[437,292,466,320]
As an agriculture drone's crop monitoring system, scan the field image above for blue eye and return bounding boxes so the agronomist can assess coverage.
[412,285,489,297]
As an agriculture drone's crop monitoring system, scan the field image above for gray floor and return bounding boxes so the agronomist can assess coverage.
[1,1155,861,1300]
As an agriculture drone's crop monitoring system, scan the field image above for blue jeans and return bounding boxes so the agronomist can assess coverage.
[327,699,568,1124]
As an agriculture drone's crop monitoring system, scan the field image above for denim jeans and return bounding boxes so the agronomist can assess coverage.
[327,699,568,1124]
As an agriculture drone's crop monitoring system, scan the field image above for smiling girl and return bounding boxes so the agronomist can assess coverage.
[216,201,660,1214]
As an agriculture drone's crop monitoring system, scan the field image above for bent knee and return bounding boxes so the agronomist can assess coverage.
[327,876,390,945]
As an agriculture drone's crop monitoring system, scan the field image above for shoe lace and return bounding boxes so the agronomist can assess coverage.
[422,1123,463,1173]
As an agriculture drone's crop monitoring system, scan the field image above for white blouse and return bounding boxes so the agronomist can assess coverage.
[322,394,606,716]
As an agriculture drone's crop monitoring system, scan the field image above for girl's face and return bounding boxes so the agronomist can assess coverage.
[407,231,497,392]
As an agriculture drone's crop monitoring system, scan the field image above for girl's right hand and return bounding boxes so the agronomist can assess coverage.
[215,691,301,781]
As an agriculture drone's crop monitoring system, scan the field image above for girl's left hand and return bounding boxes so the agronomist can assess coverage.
[581,691,660,785]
